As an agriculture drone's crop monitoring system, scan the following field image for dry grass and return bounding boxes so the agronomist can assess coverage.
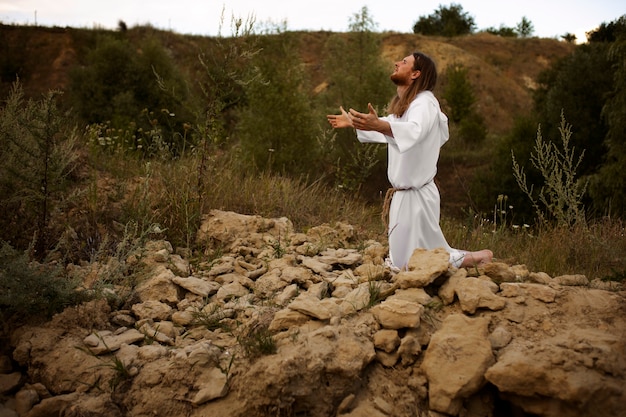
[106,152,383,250]
[442,213,626,281]
[85,146,626,281]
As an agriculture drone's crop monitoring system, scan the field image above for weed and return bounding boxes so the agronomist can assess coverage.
[422,300,443,329]
[365,280,383,309]
[76,337,134,392]
[103,355,133,391]
[237,322,277,359]
[270,233,288,258]
[191,302,230,331]
[512,111,587,227]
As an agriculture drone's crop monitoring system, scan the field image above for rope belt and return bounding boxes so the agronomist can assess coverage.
[382,187,413,233]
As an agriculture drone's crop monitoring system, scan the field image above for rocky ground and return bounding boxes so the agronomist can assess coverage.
[1,210,624,417]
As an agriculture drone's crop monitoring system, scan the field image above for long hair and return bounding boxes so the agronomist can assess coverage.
[387,52,438,117]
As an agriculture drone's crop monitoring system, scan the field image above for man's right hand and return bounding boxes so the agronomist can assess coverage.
[327,106,353,129]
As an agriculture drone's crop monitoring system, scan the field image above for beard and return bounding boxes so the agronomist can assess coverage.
[390,72,410,86]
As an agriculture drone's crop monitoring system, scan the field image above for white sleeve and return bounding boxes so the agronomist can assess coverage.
[386,99,437,153]
[356,129,389,144]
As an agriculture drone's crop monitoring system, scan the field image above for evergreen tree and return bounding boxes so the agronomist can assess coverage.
[0,82,78,255]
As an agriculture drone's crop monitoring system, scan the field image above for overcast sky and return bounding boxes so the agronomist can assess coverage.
[1,0,624,42]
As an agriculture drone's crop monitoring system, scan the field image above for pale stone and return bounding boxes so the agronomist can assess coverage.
[171,310,195,326]
[422,314,494,415]
[192,368,229,405]
[137,344,168,361]
[115,344,139,367]
[354,263,387,282]
[172,276,220,297]
[343,283,374,312]
[370,297,423,329]
[132,300,173,321]
[280,266,315,285]
[25,392,79,417]
[135,266,180,304]
[527,271,553,284]
[392,248,450,289]
[317,248,362,267]
[398,333,422,365]
[485,328,625,417]
[269,309,311,332]
[392,287,433,305]
[85,329,145,354]
[215,282,249,302]
[376,349,400,367]
[522,283,557,303]
[455,277,506,314]
[553,274,589,286]
[169,253,190,277]
[481,262,518,283]
[153,248,170,262]
[332,269,359,287]
[439,268,467,305]
[110,312,135,327]
[499,283,525,298]
[274,284,299,306]
[196,210,293,251]
[306,281,331,299]
[373,329,400,353]
[489,326,513,349]
[299,255,333,275]
[288,295,333,320]
[253,270,289,297]
[137,322,174,345]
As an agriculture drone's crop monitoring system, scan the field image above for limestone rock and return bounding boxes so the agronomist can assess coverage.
[131,300,173,321]
[455,277,506,314]
[372,329,400,353]
[171,276,220,297]
[135,266,180,304]
[394,248,450,288]
[192,367,229,405]
[370,297,423,329]
[422,314,494,415]
[84,329,145,354]
[553,274,589,286]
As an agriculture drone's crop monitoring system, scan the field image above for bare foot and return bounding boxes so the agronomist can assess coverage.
[460,249,493,268]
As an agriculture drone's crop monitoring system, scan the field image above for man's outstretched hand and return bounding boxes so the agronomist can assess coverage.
[349,103,379,131]
[327,106,353,129]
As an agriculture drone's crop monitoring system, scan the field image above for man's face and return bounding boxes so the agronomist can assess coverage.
[390,54,419,86]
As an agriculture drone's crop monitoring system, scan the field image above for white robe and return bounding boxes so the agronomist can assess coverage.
[356,91,466,269]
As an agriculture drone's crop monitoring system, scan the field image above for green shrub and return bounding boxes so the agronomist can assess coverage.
[0,241,88,321]
[0,81,79,255]
[443,63,475,124]
[457,113,487,144]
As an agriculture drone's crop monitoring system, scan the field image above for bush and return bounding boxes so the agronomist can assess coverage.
[0,81,79,255]
[512,113,587,227]
[457,113,487,144]
[0,241,88,321]
[412,4,476,37]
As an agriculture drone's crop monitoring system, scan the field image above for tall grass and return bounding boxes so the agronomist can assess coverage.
[122,154,384,249]
[442,214,626,280]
